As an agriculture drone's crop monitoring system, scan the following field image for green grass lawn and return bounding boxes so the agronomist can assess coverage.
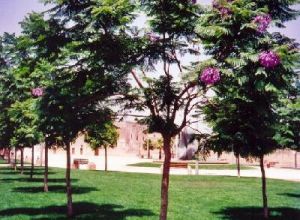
[0,166,299,219]
[0,158,8,164]
[128,162,255,170]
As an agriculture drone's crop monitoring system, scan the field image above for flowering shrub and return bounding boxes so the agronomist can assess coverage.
[31,87,44,97]
[253,14,272,33]
[200,67,221,85]
[259,51,280,69]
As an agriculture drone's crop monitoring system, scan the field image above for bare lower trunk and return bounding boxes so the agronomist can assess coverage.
[295,152,297,169]
[44,142,48,192]
[8,148,11,164]
[104,146,108,172]
[159,148,162,160]
[30,145,34,179]
[159,135,172,220]
[66,142,73,217]
[20,148,24,174]
[147,139,150,159]
[260,155,268,219]
[14,148,17,171]
[236,154,240,178]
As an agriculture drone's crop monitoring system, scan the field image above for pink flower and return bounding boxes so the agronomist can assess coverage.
[259,51,280,69]
[253,14,272,33]
[146,32,160,43]
[200,67,221,85]
[200,97,209,104]
[212,0,232,17]
[31,87,44,97]
[219,7,231,17]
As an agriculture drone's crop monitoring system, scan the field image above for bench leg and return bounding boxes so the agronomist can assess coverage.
[188,165,192,175]
[195,161,199,175]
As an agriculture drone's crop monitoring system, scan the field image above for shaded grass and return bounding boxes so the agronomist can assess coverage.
[0,166,299,219]
[214,207,300,220]
[128,162,255,170]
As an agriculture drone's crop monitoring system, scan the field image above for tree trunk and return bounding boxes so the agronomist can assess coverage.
[260,155,269,219]
[159,148,162,160]
[236,154,240,178]
[20,148,24,174]
[295,152,297,169]
[104,146,108,172]
[14,148,17,171]
[159,135,172,220]
[30,145,34,179]
[66,142,73,217]
[8,148,11,164]
[44,142,48,192]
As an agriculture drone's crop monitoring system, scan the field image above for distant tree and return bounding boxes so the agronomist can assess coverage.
[0,33,23,168]
[0,31,44,177]
[85,119,119,171]
[8,99,42,177]
[143,136,163,159]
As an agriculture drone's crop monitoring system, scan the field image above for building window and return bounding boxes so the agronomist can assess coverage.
[72,148,75,155]
[80,146,83,155]
[94,148,99,156]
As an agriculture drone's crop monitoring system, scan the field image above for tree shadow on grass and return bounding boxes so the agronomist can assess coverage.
[13,185,98,194]
[22,170,57,176]
[0,202,155,220]
[0,177,78,183]
[0,170,57,176]
[278,193,300,199]
[214,207,300,220]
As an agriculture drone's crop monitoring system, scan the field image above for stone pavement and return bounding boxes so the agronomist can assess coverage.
[1,156,300,182]
[111,164,300,182]
[86,156,300,182]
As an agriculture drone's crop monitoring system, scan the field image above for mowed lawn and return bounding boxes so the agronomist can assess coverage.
[0,165,299,220]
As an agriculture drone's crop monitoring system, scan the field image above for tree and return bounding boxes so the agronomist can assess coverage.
[123,1,210,219]
[19,0,137,217]
[0,30,45,176]
[0,33,19,166]
[8,99,42,177]
[143,136,163,159]
[85,119,119,171]
[197,0,300,218]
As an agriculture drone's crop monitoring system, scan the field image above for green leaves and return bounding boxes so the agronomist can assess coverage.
[197,0,300,158]
[196,25,230,38]
[8,99,42,147]
[85,120,118,149]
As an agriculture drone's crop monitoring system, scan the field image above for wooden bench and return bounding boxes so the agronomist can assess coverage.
[266,161,278,168]
[160,162,192,174]
[170,162,188,168]
[73,159,89,169]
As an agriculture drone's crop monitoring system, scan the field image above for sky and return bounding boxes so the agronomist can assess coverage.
[0,0,47,35]
[0,0,299,43]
